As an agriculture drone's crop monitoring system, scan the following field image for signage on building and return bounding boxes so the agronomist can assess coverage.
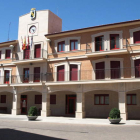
[25,87,34,91]
[30,8,36,20]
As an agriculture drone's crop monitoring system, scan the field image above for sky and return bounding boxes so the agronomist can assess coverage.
[0,0,140,42]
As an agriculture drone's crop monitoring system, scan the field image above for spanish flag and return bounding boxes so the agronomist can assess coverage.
[22,36,26,50]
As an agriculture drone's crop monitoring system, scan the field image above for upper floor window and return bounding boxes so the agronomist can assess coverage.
[110,61,120,79]
[127,94,136,105]
[34,44,41,58]
[58,41,65,52]
[70,40,78,51]
[95,94,109,105]
[110,34,119,50]
[5,50,11,59]
[34,67,40,82]
[95,62,105,79]
[133,31,140,44]
[95,36,104,51]
[70,64,78,81]
[23,68,29,83]
[4,70,10,84]
[57,65,65,81]
[24,47,30,59]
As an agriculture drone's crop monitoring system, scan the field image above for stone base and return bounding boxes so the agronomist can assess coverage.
[41,110,51,117]
[12,109,21,115]
[76,111,85,119]
[121,113,128,120]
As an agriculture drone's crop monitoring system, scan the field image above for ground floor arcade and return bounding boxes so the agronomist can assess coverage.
[0,82,140,120]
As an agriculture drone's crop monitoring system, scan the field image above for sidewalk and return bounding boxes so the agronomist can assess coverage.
[0,114,140,125]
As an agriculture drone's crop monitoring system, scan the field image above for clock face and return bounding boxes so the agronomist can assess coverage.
[29,25,36,34]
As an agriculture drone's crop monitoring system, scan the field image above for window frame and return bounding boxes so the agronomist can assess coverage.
[95,36,104,51]
[70,40,78,51]
[127,94,137,105]
[94,94,109,105]
[110,34,120,50]
[57,41,65,52]
[5,49,11,59]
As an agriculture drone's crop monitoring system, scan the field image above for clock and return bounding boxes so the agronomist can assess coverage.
[29,25,36,34]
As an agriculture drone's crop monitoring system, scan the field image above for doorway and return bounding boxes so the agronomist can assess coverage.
[21,95,27,114]
[66,95,76,115]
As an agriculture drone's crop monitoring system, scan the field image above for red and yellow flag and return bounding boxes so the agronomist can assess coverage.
[22,36,26,50]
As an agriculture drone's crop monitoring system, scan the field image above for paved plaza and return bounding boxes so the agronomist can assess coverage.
[0,115,140,140]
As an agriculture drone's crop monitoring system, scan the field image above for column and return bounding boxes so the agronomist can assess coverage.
[41,88,51,117]
[76,92,85,118]
[12,87,21,115]
[118,92,128,120]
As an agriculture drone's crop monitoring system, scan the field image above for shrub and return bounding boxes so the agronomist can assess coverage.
[109,108,120,119]
[28,106,38,116]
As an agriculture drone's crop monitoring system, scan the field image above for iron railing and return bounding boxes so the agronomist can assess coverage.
[12,49,47,61]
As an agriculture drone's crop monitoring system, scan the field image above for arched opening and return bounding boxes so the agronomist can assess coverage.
[0,91,13,114]
[126,89,140,120]
[50,90,76,117]
[20,91,42,115]
[85,90,118,118]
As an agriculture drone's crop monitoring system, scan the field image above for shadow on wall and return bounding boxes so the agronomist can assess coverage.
[0,129,65,140]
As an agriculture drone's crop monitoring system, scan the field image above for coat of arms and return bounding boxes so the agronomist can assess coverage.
[30,8,36,20]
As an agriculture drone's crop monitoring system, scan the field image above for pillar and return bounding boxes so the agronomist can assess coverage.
[118,92,128,120]
[41,87,51,117]
[12,87,21,115]
[76,92,85,118]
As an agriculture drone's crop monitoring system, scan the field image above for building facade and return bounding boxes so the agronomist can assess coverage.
[1,9,140,120]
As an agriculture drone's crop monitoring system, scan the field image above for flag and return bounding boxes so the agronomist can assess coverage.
[23,36,26,50]
[27,36,30,49]
[30,35,33,49]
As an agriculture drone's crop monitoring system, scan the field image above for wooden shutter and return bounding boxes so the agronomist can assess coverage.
[95,62,105,79]
[6,50,11,59]
[57,65,64,81]
[134,31,140,44]
[134,59,140,77]
[34,44,41,58]
[4,70,10,84]
[1,95,6,103]
[50,95,56,104]
[34,67,40,82]
[110,61,120,79]
[70,65,78,81]
[35,95,42,104]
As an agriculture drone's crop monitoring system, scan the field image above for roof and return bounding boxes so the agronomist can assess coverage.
[45,19,140,37]
[0,40,18,47]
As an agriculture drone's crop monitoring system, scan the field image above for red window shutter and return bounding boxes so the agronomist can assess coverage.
[134,31,140,44]
[70,65,78,81]
[95,62,105,79]
[34,67,40,82]
[6,50,11,59]
[24,48,30,59]
[1,95,6,103]
[23,68,29,83]
[34,44,41,58]
[50,95,56,104]
[134,59,140,77]
[4,70,10,84]
[35,95,42,104]
[57,65,64,81]
[0,51,1,59]
[110,61,120,79]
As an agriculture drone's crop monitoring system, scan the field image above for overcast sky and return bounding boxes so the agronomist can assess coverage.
[0,0,140,42]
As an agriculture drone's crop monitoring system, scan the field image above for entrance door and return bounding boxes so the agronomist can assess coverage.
[23,68,29,83]
[34,44,41,58]
[21,95,27,114]
[66,95,76,114]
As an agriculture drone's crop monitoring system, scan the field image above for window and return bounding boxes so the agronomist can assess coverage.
[95,36,104,51]
[95,62,105,79]
[58,41,65,52]
[35,95,42,104]
[23,68,29,83]
[110,34,119,49]
[127,94,136,105]
[110,61,121,79]
[135,59,140,78]
[24,47,30,59]
[34,44,41,58]
[133,31,140,44]
[5,50,11,59]
[34,67,40,82]
[70,65,78,81]
[0,51,1,59]
[50,95,56,104]
[1,95,6,103]
[4,70,10,84]
[95,94,109,105]
[57,65,65,81]
[70,40,78,51]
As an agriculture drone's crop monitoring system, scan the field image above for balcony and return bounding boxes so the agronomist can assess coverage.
[86,40,128,57]
[44,67,140,85]
[12,49,47,64]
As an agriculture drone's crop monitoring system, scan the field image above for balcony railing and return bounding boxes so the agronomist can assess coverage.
[13,49,47,61]
[0,67,140,85]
